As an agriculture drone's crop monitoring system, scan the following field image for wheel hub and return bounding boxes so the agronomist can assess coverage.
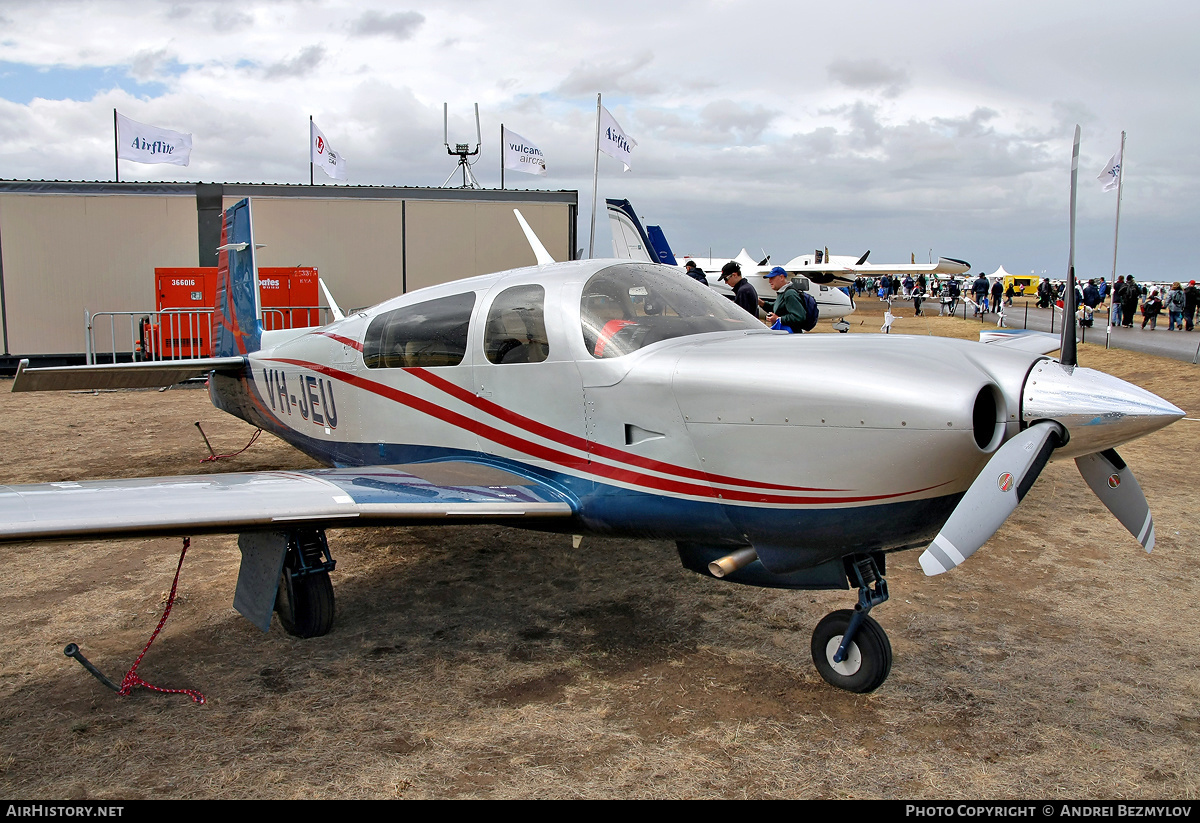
[825,636,862,676]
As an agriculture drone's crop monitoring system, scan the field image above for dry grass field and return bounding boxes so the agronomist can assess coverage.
[0,303,1197,799]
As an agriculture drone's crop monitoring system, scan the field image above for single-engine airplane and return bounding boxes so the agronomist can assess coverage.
[1,198,1183,693]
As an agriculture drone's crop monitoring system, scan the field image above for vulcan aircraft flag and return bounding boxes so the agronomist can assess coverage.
[310,120,347,181]
[503,127,547,175]
[115,112,192,166]
[1098,146,1123,192]
[598,105,637,171]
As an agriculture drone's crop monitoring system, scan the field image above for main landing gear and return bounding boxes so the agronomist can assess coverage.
[274,529,337,638]
[811,554,893,693]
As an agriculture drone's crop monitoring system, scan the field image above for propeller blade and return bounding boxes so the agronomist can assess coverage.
[920,421,1063,576]
[1076,449,1155,552]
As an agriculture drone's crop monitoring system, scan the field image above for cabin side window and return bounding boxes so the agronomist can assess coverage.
[483,285,549,364]
[363,292,476,368]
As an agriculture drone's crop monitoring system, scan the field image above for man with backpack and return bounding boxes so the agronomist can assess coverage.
[764,266,818,333]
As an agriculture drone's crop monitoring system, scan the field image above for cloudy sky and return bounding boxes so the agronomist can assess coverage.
[1,0,1195,280]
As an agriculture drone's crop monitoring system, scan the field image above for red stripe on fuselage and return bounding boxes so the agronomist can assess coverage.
[408,368,847,493]
[314,331,363,350]
[264,357,944,507]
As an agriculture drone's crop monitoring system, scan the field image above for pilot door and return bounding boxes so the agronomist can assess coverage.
[472,281,589,480]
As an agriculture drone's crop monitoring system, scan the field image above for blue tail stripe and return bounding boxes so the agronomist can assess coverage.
[214,198,262,356]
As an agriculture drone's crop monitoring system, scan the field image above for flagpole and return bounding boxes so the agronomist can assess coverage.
[113,109,119,182]
[500,124,505,191]
[588,93,601,259]
[1109,131,1126,292]
[309,116,314,186]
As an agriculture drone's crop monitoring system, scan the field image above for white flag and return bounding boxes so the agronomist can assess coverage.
[310,120,347,181]
[1097,148,1122,192]
[116,112,191,166]
[598,105,637,172]
[503,127,547,175]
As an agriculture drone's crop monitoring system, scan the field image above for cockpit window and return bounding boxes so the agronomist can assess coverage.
[580,265,762,358]
[484,285,549,364]
[363,291,476,368]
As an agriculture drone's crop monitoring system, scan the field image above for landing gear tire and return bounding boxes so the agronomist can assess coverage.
[811,609,892,693]
[275,570,335,638]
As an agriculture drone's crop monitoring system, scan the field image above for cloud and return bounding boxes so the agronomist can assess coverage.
[699,99,776,143]
[129,48,177,82]
[555,52,660,96]
[261,45,325,80]
[348,10,425,40]
[827,58,910,98]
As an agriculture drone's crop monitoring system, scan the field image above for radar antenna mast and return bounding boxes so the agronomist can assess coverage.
[441,103,483,189]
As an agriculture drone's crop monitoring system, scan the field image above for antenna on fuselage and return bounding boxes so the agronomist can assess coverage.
[441,103,482,189]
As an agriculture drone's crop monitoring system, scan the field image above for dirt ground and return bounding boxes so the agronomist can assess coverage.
[0,304,1197,800]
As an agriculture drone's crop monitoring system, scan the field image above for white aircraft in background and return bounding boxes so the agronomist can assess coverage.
[783,248,972,285]
[606,200,855,323]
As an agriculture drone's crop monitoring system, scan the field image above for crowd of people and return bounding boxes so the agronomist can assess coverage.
[847,272,1198,331]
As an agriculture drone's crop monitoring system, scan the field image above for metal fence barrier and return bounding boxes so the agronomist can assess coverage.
[86,307,330,365]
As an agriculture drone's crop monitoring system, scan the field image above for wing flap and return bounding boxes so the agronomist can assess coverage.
[12,357,247,392]
[0,463,575,543]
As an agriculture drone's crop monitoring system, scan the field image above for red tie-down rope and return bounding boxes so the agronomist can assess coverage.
[117,537,206,705]
[196,422,262,463]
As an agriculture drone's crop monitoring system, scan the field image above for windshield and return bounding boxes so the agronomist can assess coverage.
[581,265,762,358]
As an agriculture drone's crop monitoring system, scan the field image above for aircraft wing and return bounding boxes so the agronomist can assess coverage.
[0,462,575,544]
[788,258,972,285]
[12,357,247,392]
[979,329,1066,354]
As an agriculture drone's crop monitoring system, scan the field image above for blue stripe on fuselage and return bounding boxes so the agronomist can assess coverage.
[208,368,960,571]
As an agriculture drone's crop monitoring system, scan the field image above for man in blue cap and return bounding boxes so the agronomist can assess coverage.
[764,266,807,332]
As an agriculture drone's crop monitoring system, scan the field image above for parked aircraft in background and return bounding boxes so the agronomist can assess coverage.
[784,248,972,285]
[1,199,1182,694]
[606,199,855,322]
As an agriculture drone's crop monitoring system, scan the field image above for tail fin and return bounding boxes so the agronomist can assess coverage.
[605,198,656,263]
[213,198,262,356]
[646,225,678,266]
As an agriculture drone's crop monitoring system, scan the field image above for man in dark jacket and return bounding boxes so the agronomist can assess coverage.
[764,266,807,332]
[720,261,761,318]
[972,273,989,315]
[683,260,708,285]
[1184,279,1197,331]
[1121,276,1140,328]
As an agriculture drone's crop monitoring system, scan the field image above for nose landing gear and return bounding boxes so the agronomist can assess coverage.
[811,554,893,693]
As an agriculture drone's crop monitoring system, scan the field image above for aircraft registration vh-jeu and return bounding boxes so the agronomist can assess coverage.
[1,198,1184,694]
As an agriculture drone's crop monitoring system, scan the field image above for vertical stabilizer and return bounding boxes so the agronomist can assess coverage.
[646,225,678,266]
[213,198,262,356]
[606,198,657,263]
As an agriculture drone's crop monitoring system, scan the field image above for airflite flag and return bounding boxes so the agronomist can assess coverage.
[116,112,192,166]
[310,120,347,181]
[1098,147,1122,192]
[503,127,547,175]
[598,105,637,171]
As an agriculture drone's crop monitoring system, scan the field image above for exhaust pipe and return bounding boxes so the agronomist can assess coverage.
[708,547,758,578]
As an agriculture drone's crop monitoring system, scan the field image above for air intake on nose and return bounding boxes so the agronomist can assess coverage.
[972,385,1003,451]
